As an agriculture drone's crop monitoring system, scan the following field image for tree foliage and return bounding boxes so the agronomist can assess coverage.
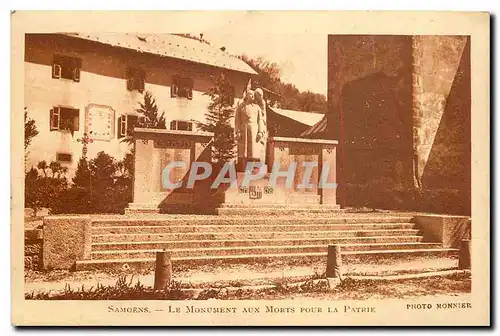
[24,107,38,150]
[135,91,167,129]
[25,162,68,216]
[239,55,327,113]
[197,73,236,163]
[26,152,134,215]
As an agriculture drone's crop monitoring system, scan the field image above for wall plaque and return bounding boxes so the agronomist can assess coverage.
[86,104,115,141]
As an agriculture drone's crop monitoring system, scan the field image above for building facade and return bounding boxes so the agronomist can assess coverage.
[326,35,471,215]
[24,33,256,176]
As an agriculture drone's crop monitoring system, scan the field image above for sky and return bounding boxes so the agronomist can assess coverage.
[184,13,328,96]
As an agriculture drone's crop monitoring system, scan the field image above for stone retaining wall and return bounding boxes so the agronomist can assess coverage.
[25,229,43,270]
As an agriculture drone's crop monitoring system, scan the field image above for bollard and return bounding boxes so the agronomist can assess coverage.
[458,239,471,270]
[154,250,172,290]
[326,244,342,278]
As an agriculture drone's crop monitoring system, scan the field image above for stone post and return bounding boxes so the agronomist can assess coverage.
[154,250,172,290]
[458,239,471,270]
[326,244,342,278]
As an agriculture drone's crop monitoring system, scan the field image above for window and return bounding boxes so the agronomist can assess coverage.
[56,153,72,162]
[52,55,81,81]
[50,107,79,132]
[126,68,145,92]
[117,115,139,138]
[171,76,193,99]
[170,120,193,132]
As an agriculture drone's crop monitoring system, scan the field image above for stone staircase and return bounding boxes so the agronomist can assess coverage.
[75,213,458,271]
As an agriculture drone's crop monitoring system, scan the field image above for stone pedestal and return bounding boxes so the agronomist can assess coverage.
[127,128,213,213]
[216,136,339,208]
[267,136,338,206]
[128,130,339,213]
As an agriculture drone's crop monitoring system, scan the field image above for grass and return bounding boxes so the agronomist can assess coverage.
[25,272,471,300]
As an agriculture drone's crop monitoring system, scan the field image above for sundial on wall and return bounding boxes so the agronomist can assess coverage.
[85,104,115,141]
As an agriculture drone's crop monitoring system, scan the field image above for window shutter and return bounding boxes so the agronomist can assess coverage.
[52,64,61,79]
[50,107,60,131]
[137,77,145,93]
[116,115,125,138]
[73,109,80,131]
[171,83,178,98]
[72,67,81,82]
[187,79,194,100]
[117,116,122,138]
[126,77,134,91]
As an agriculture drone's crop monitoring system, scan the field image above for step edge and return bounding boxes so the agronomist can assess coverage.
[90,243,444,255]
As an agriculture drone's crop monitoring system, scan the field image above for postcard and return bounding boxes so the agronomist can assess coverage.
[11,10,490,326]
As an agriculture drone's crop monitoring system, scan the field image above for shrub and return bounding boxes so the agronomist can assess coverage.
[25,161,68,216]
[50,152,133,214]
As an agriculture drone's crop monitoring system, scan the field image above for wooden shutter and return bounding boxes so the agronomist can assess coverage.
[117,115,125,138]
[72,109,80,131]
[126,77,134,91]
[72,67,81,82]
[137,77,145,93]
[52,64,61,79]
[171,76,179,97]
[187,78,193,100]
[50,107,60,131]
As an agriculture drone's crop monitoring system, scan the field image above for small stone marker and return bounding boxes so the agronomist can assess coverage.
[458,239,471,270]
[154,250,172,290]
[326,244,342,278]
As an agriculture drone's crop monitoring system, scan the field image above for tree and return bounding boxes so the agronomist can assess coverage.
[136,91,167,129]
[24,107,38,150]
[239,54,327,113]
[53,152,133,214]
[121,91,166,145]
[197,73,236,163]
[72,157,91,189]
[89,152,117,190]
[25,161,68,216]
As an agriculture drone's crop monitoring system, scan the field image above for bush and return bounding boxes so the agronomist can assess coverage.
[25,162,68,216]
[50,187,92,214]
[49,152,133,214]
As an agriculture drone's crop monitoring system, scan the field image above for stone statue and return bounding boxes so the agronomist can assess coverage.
[235,87,268,171]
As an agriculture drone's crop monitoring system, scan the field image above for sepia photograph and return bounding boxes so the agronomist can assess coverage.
[11,11,489,326]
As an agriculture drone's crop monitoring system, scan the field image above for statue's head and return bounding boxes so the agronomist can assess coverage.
[255,88,264,102]
[245,90,255,103]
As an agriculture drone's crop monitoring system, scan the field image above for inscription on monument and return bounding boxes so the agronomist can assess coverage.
[289,146,320,155]
[249,186,263,200]
[155,140,193,149]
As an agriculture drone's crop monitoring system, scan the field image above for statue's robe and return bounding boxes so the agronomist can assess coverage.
[235,101,267,167]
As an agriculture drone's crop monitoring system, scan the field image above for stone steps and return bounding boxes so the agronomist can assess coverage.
[91,216,414,227]
[91,229,420,242]
[75,248,458,271]
[91,235,424,250]
[76,213,457,271]
[90,242,443,260]
[215,206,342,215]
[91,223,417,235]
